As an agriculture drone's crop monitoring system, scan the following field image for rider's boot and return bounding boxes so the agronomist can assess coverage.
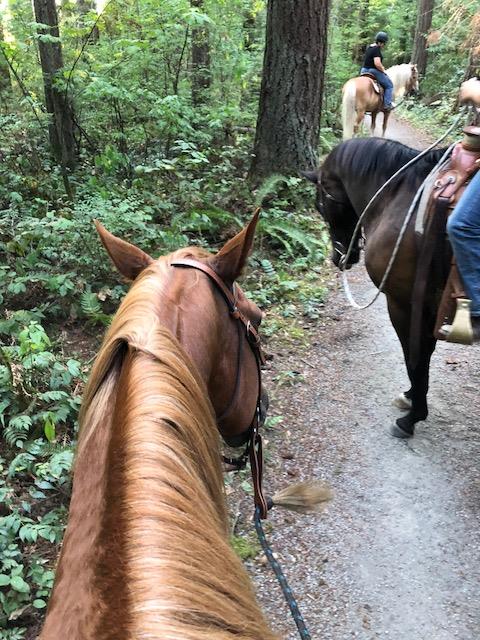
[440,298,480,344]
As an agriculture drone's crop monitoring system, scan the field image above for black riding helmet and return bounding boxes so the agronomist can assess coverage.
[375,31,389,43]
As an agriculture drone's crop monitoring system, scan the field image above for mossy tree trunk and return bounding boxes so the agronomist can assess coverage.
[249,0,331,181]
[0,22,12,102]
[412,0,434,77]
[33,0,77,175]
[191,0,211,106]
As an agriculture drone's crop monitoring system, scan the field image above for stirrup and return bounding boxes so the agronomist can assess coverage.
[440,298,473,345]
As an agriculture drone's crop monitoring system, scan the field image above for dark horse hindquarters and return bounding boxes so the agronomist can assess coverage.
[305,138,449,437]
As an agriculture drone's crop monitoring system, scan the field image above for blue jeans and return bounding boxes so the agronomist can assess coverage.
[360,67,393,107]
[447,170,480,316]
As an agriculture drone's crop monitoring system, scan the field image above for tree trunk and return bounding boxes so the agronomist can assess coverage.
[453,12,480,111]
[249,0,330,181]
[191,0,211,105]
[463,12,480,81]
[0,23,12,101]
[76,0,99,43]
[33,0,77,174]
[412,0,434,78]
[351,0,369,65]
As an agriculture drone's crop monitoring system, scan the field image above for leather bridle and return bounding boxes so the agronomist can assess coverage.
[171,258,269,518]
[318,180,363,269]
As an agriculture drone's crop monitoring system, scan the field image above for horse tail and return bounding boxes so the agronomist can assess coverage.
[342,80,357,140]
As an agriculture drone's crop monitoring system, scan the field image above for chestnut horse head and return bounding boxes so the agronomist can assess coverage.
[39,213,277,640]
[94,210,266,448]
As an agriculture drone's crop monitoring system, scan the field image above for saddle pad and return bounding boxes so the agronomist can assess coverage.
[414,157,452,236]
[360,73,381,94]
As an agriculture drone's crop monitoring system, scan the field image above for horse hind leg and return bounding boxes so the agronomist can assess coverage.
[382,111,391,137]
[354,110,365,136]
[370,112,377,136]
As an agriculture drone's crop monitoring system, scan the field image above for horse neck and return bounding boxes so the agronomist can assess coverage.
[387,64,408,95]
[41,277,275,640]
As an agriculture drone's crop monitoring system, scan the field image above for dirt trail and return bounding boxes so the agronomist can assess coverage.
[246,117,480,640]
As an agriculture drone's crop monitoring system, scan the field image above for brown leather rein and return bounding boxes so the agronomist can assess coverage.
[171,258,269,519]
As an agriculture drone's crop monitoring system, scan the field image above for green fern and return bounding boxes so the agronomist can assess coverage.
[4,415,32,447]
[260,259,276,278]
[80,292,111,326]
[254,174,289,206]
[259,219,321,256]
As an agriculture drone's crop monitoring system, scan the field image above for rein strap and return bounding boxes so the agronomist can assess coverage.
[171,257,269,519]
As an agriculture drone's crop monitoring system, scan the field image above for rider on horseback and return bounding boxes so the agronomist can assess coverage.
[443,78,480,342]
[360,32,395,111]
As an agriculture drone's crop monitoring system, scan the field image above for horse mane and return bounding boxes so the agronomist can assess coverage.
[387,63,410,88]
[331,138,448,189]
[55,246,277,639]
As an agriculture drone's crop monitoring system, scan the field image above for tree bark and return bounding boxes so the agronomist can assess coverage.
[412,0,435,78]
[33,0,77,173]
[249,0,330,181]
[462,12,480,81]
[76,0,99,43]
[191,0,211,105]
[351,0,369,65]
[0,23,12,101]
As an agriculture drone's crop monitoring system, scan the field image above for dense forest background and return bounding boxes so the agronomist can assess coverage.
[0,0,479,636]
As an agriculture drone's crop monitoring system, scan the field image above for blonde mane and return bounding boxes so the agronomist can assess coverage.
[41,247,277,640]
[387,63,415,100]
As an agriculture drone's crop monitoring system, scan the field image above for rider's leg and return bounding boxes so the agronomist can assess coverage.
[369,69,394,107]
[447,170,480,337]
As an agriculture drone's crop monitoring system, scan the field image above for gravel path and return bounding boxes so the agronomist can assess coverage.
[244,117,480,640]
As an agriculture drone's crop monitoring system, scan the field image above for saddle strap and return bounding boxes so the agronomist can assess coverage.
[434,260,467,339]
[249,427,268,519]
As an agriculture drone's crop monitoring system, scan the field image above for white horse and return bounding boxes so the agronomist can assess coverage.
[341,63,419,139]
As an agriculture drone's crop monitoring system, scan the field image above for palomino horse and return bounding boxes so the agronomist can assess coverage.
[341,63,419,139]
[304,138,449,439]
[39,213,278,639]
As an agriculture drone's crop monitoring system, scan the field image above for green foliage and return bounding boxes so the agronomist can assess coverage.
[0,442,71,631]
[0,313,84,447]
[230,534,260,561]
[0,0,474,637]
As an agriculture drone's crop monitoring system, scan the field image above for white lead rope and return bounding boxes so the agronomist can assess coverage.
[341,111,465,310]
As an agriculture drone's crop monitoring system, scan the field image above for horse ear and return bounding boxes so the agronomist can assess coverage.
[300,169,319,184]
[94,219,154,281]
[209,210,259,284]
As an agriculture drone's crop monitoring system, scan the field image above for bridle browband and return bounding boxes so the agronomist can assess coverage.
[171,258,269,519]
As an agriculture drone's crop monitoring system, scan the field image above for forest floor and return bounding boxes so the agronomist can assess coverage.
[238,116,480,639]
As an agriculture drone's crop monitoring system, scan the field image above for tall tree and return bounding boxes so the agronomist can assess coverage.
[249,0,331,181]
[76,0,99,43]
[351,0,370,65]
[462,11,480,81]
[412,0,435,77]
[191,0,211,105]
[33,0,77,176]
[0,22,12,101]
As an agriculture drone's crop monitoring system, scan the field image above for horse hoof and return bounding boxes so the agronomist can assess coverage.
[393,393,412,411]
[390,422,414,439]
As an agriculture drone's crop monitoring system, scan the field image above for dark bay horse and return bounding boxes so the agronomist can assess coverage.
[304,138,449,439]
[40,213,278,639]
